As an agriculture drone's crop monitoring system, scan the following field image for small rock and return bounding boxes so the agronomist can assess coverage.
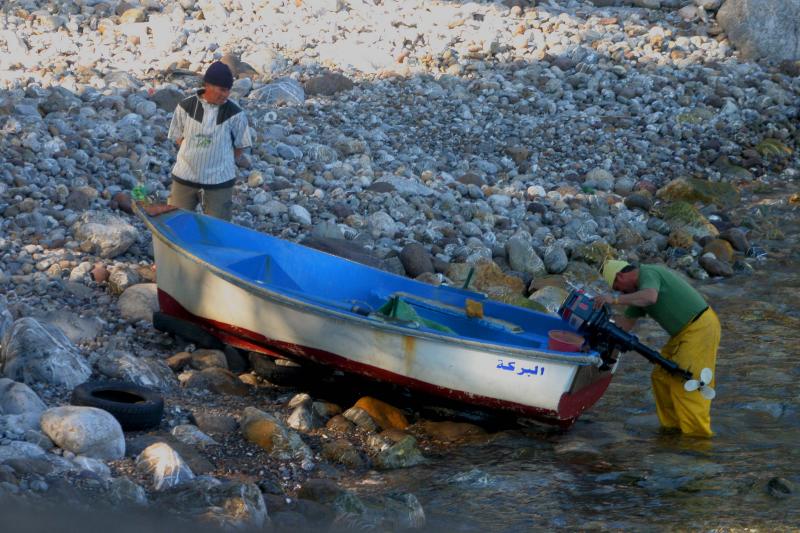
[190,349,228,370]
[701,239,735,263]
[353,397,409,431]
[326,415,355,433]
[183,368,249,396]
[624,192,653,211]
[374,435,425,469]
[171,424,219,448]
[699,254,734,277]
[150,87,185,112]
[766,477,794,499]
[418,420,486,442]
[192,412,238,435]
[342,406,379,432]
[720,228,750,252]
[304,73,354,96]
[321,439,365,468]
[399,243,434,278]
[91,263,109,283]
[135,442,194,491]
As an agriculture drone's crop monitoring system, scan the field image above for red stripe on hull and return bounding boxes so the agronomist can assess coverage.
[158,289,611,428]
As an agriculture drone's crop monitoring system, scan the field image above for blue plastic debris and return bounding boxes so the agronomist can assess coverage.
[746,245,767,260]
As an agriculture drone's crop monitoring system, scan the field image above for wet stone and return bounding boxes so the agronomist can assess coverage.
[192,412,238,435]
[766,477,794,499]
[321,439,365,469]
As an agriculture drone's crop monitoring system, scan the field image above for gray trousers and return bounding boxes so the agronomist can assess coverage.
[168,180,233,221]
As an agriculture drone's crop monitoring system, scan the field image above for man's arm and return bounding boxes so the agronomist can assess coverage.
[594,288,658,308]
[617,288,658,307]
[167,105,187,147]
[593,288,657,332]
[230,115,253,150]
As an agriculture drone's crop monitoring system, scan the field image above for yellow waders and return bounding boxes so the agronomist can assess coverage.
[651,308,721,437]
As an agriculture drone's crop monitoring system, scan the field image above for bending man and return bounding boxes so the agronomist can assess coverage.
[595,260,721,437]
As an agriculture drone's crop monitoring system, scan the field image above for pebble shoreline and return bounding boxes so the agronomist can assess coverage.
[1,0,799,530]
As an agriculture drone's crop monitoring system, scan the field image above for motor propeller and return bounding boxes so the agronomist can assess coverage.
[684,367,716,400]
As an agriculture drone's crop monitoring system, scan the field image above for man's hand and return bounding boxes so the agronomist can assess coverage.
[593,294,616,309]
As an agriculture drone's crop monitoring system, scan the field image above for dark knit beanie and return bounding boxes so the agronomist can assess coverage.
[203,61,234,89]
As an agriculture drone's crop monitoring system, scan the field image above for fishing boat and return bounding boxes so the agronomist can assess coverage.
[136,204,615,427]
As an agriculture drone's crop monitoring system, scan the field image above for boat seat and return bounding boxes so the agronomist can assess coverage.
[388,291,524,334]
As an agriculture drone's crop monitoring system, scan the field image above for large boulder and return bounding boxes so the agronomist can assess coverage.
[446,260,527,301]
[528,286,569,316]
[656,177,740,209]
[117,283,159,322]
[249,79,305,106]
[0,378,46,415]
[71,211,138,259]
[304,73,354,96]
[0,441,46,463]
[717,0,800,61]
[94,351,178,390]
[505,237,547,277]
[661,201,720,240]
[150,87,185,112]
[1,318,92,388]
[35,310,103,344]
[40,406,125,460]
[0,295,13,344]
[153,478,267,529]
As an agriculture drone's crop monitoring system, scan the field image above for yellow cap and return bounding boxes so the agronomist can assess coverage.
[602,259,630,287]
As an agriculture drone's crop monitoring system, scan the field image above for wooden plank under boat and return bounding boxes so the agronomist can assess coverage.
[136,204,615,427]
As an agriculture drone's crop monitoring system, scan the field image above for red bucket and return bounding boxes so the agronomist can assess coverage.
[548,330,584,352]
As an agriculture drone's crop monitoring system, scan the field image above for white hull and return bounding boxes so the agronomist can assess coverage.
[153,237,609,420]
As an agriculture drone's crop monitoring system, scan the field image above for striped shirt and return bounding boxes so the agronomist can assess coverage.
[167,90,252,186]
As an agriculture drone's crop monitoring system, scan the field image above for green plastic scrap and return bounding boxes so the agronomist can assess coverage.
[377,296,455,334]
[132,184,148,202]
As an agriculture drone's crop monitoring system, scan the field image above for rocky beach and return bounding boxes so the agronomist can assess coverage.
[1,0,799,531]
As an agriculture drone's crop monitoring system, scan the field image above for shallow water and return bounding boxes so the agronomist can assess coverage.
[349,193,800,531]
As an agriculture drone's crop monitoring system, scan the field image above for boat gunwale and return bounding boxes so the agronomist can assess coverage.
[137,206,603,366]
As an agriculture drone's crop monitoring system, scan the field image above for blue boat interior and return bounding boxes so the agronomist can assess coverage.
[158,211,593,357]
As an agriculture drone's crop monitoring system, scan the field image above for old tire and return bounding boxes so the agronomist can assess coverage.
[71,381,164,431]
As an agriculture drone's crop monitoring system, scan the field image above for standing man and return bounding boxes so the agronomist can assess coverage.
[167,61,252,220]
[595,260,721,437]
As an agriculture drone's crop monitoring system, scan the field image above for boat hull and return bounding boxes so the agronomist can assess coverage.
[151,232,613,426]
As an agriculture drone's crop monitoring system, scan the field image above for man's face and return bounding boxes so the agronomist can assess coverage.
[613,269,638,293]
[203,83,231,105]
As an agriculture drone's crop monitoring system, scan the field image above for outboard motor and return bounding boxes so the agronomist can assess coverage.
[558,289,693,380]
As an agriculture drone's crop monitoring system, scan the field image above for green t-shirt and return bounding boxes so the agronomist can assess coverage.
[624,265,708,337]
